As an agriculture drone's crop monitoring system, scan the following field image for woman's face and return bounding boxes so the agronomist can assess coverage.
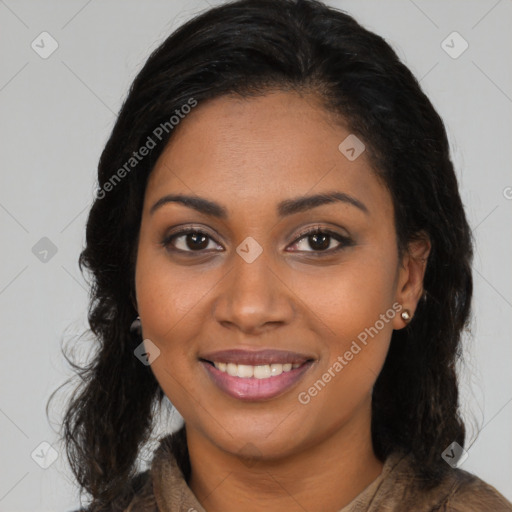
[135,91,421,460]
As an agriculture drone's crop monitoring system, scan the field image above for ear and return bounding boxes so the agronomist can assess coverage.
[392,232,431,330]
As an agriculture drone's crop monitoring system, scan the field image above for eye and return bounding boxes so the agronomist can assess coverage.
[287,226,353,254]
[161,225,353,255]
[162,228,223,253]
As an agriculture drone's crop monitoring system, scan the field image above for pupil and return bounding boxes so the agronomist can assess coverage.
[310,233,329,251]
[187,233,208,250]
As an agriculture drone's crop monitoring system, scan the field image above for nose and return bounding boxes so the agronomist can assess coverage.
[212,249,295,336]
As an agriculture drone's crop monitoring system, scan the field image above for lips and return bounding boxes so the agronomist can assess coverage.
[199,349,315,401]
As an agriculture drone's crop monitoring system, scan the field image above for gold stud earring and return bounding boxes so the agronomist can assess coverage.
[401,309,412,324]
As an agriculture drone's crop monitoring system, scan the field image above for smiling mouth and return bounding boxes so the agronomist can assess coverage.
[198,348,315,400]
[199,354,314,401]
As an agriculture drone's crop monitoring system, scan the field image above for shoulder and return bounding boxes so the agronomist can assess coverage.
[370,452,512,512]
[442,468,512,512]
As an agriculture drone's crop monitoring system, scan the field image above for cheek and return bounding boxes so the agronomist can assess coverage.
[293,294,394,435]
[295,246,398,396]
[135,249,204,420]
[134,243,225,416]
[299,248,398,342]
[135,243,214,346]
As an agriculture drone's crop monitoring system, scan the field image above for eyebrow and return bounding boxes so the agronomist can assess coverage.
[149,191,369,218]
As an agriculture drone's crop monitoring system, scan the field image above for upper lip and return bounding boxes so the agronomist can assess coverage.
[200,349,314,366]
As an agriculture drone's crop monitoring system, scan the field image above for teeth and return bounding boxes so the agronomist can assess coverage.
[270,363,283,376]
[254,365,271,379]
[237,364,253,378]
[212,361,302,378]
[226,363,238,377]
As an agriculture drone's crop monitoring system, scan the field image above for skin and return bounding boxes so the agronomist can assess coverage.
[135,90,430,512]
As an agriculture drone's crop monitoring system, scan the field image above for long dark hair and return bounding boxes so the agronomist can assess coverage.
[48,0,473,508]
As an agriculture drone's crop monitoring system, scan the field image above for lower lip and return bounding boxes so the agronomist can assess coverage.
[201,361,313,401]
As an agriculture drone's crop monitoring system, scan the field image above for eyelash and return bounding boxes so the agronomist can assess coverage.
[161,225,353,256]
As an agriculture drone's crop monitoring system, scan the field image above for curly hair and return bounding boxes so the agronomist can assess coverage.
[48,0,473,508]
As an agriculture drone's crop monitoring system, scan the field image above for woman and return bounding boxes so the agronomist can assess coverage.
[56,0,512,510]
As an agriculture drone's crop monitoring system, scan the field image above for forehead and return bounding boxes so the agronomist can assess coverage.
[144,91,392,219]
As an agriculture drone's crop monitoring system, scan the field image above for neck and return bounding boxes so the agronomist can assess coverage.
[186,401,383,512]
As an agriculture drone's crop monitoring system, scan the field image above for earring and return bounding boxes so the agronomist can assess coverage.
[130,316,142,335]
[401,309,412,324]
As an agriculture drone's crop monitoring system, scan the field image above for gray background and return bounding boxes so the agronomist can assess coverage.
[0,0,511,510]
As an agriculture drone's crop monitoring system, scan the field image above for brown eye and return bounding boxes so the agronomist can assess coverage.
[288,228,353,254]
[162,229,222,253]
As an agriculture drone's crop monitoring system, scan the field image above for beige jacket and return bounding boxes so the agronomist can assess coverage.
[94,430,512,511]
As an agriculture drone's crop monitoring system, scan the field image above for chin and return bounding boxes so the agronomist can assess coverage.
[194,412,309,461]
